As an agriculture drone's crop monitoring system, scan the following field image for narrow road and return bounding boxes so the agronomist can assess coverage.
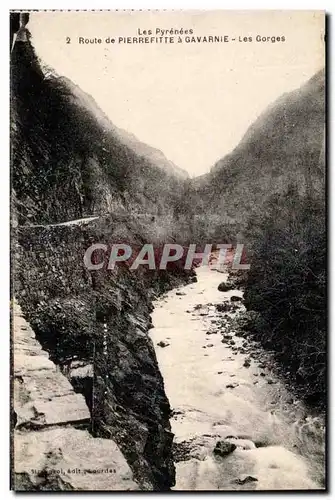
[17,216,99,229]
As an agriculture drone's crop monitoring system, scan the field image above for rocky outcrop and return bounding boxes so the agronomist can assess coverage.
[12,214,195,490]
[13,300,138,491]
[10,28,188,228]
[179,69,325,243]
[10,15,195,491]
[213,441,237,457]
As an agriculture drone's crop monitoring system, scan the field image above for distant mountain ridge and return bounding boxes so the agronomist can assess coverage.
[11,39,188,227]
[186,68,325,240]
[211,68,325,177]
[60,76,189,180]
[10,25,192,492]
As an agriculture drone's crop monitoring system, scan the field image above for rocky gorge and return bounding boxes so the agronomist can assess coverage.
[13,299,138,491]
[11,13,326,492]
[11,19,194,490]
[12,215,196,490]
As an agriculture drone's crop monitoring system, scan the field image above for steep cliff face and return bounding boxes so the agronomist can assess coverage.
[186,69,325,241]
[11,20,193,491]
[13,300,138,491]
[13,216,194,490]
[185,68,325,406]
[175,67,326,406]
[11,33,188,227]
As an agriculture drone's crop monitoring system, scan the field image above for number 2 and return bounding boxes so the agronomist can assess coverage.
[66,37,71,44]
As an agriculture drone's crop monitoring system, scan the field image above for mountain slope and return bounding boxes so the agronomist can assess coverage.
[11,35,188,227]
[189,69,325,239]
[11,20,193,491]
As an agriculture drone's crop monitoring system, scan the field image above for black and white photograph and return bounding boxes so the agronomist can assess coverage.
[10,9,326,491]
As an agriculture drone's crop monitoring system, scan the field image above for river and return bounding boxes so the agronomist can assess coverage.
[150,265,325,491]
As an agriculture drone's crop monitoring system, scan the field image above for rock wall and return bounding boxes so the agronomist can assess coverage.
[13,300,139,491]
[11,16,195,491]
[11,33,187,228]
[13,215,195,490]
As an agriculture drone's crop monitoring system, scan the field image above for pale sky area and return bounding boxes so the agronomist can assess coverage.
[29,11,324,176]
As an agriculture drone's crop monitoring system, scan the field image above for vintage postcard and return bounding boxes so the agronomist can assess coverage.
[10,10,326,491]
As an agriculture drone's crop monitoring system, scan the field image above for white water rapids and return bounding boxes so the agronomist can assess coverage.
[150,266,325,491]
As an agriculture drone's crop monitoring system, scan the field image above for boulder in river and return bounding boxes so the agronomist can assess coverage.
[254,439,269,448]
[226,382,239,389]
[230,295,242,302]
[213,441,236,457]
[234,475,258,485]
[218,282,232,292]
[243,359,251,368]
[172,441,193,462]
[157,340,170,348]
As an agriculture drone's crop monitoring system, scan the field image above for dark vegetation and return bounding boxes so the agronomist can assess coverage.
[14,213,196,490]
[244,187,326,407]
[191,69,326,408]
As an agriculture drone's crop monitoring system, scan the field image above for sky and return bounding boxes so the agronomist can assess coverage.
[29,10,324,177]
